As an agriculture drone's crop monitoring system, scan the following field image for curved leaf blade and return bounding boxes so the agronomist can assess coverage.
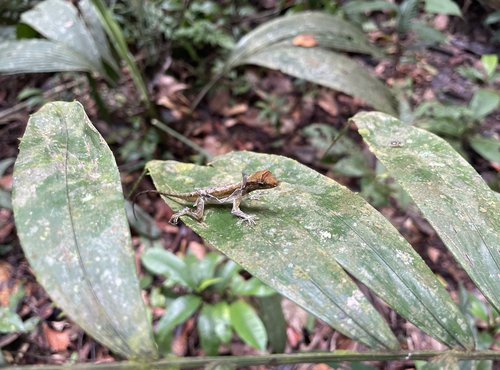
[469,134,500,164]
[146,156,400,350]
[242,44,397,115]
[228,11,382,68]
[256,295,287,353]
[352,111,500,312]
[0,40,95,73]
[469,89,500,119]
[146,152,474,350]
[155,295,202,355]
[79,0,118,71]
[12,101,157,359]
[212,302,232,343]
[198,307,220,355]
[156,295,202,333]
[142,248,195,288]
[21,0,102,73]
[229,300,267,351]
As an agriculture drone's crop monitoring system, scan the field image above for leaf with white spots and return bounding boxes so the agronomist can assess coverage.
[241,44,397,116]
[146,152,473,350]
[221,11,397,115]
[0,0,115,76]
[227,11,382,67]
[352,111,500,313]
[21,0,102,72]
[12,101,158,359]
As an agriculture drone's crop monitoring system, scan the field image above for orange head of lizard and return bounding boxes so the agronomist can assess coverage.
[246,170,279,191]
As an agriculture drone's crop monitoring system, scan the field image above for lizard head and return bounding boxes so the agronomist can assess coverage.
[247,170,279,190]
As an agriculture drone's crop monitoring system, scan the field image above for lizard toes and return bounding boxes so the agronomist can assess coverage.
[238,215,258,226]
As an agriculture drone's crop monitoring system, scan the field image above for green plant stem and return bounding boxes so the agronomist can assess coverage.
[151,119,213,161]
[191,71,225,111]
[86,73,110,121]
[90,0,156,117]
[320,122,351,161]
[5,350,499,369]
[126,168,147,199]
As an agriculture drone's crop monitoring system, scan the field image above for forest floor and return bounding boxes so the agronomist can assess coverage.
[0,2,499,368]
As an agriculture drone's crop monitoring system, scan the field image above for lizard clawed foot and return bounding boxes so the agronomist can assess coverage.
[169,203,205,225]
[237,214,258,226]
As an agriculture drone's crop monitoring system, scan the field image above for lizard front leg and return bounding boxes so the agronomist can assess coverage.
[231,195,257,226]
[169,196,205,224]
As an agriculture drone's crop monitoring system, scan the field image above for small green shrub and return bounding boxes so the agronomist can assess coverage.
[141,247,279,355]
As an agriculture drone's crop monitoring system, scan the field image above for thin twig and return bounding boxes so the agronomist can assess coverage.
[0,77,85,124]
[151,118,213,161]
[320,121,352,161]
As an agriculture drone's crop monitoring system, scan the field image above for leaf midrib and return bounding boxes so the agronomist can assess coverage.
[59,107,131,354]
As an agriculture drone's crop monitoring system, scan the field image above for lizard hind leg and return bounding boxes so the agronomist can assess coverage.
[169,197,206,224]
[231,197,258,226]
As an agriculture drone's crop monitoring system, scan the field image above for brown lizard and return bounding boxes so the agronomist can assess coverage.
[135,170,279,225]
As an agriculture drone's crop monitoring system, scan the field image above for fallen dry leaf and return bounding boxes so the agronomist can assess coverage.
[222,103,248,117]
[286,327,301,348]
[171,317,194,356]
[310,364,332,370]
[187,241,205,259]
[208,89,231,115]
[317,91,338,117]
[293,34,318,48]
[433,14,449,31]
[0,261,14,306]
[203,135,233,156]
[279,117,297,135]
[43,322,71,352]
[223,118,238,127]
[490,162,500,172]
[155,75,188,96]
[0,174,12,189]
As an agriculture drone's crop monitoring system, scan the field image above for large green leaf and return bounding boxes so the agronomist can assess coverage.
[155,295,202,355]
[469,89,500,120]
[198,302,225,356]
[0,40,96,73]
[12,101,157,359]
[142,248,195,288]
[146,152,473,350]
[256,295,287,353]
[229,300,267,351]
[156,295,202,335]
[196,11,396,114]
[79,0,118,70]
[241,43,397,115]
[21,0,102,72]
[146,157,397,350]
[224,11,396,115]
[469,135,500,164]
[352,111,500,312]
[0,0,115,77]
[227,11,383,67]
